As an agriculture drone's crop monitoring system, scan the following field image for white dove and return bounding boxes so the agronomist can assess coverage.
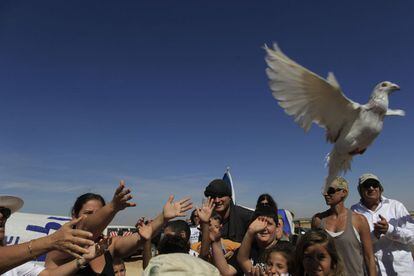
[265,44,405,191]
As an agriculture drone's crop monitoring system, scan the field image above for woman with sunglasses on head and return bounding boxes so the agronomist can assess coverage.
[311,177,376,276]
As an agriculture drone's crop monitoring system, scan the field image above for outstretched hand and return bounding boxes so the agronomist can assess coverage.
[136,217,153,241]
[197,197,215,224]
[82,236,112,262]
[162,195,193,221]
[111,180,136,211]
[49,216,94,258]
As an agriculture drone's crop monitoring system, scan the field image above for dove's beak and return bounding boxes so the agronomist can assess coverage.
[391,84,400,90]
[388,84,400,94]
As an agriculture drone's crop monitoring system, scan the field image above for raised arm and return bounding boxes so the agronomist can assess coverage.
[237,217,267,274]
[197,197,215,260]
[136,218,153,269]
[77,181,136,240]
[150,195,193,236]
[0,217,93,274]
[210,227,237,276]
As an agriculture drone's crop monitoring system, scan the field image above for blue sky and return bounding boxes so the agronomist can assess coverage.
[1,1,413,225]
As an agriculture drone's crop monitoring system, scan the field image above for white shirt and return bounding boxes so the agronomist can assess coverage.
[351,196,414,276]
[2,262,45,276]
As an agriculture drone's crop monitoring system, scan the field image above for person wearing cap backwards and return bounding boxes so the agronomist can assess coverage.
[0,195,107,276]
[351,173,414,275]
[312,177,377,276]
[204,179,253,243]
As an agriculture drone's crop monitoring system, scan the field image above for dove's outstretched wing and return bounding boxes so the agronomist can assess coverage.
[265,44,361,143]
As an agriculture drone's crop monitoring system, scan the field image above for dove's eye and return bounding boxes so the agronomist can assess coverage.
[381,83,388,87]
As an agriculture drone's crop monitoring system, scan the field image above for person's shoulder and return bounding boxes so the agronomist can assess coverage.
[350,201,361,210]
[352,211,368,224]
[383,196,405,207]
[383,196,410,214]
[313,210,329,220]
[311,211,329,228]
[233,204,254,215]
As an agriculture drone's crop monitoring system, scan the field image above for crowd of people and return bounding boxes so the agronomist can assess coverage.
[0,173,413,275]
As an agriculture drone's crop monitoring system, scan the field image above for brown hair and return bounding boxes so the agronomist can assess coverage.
[294,230,345,276]
[263,241,295,274]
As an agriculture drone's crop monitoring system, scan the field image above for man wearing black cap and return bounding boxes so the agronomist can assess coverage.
[204,179,253,243]
[351,173,414,276]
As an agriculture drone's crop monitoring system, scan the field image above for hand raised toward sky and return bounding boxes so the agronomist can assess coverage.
[136,218,153,241]
[197,197,215,224]
[162,195,193,221]
[111,180,136,211]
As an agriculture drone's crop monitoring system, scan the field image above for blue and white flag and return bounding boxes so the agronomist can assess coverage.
[222,167,236,204]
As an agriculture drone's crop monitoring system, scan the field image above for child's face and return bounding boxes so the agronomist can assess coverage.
[266,252,289,275]
[209,218,221,230]
[275,218,284,240]
[303,243,333,276]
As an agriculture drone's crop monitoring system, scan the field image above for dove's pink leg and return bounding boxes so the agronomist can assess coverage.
[349,148,366,155]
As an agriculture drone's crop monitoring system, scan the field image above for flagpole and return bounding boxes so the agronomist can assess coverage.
[224,166,236,204]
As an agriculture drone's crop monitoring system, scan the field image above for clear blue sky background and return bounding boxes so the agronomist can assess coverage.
[1,1,413,225]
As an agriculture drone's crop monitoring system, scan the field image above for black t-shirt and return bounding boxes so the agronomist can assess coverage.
[227,241,264,276]
[221,203,253,243]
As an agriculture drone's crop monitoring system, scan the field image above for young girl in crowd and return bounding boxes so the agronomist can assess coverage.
[295,229,345,276]
[262,241,294,276]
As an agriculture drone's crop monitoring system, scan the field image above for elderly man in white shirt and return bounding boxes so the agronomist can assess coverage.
[351,173,414,276]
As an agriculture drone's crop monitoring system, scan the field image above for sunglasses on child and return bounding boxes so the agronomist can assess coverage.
[0,207,11,219]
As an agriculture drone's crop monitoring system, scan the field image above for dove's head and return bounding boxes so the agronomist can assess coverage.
[372,81,400,96]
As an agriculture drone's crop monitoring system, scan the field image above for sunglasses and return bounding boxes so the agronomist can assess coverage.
[0,207,11,219]
[361,180,380,190]
[325,187,343,195]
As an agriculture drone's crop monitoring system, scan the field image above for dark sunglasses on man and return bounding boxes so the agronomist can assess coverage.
[0,207,11,219]
[361,180,380,190]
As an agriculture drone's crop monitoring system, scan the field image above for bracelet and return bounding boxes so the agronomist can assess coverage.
[27,240,35,260]
[76,258,87,269]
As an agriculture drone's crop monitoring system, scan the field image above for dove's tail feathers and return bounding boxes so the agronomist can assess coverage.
[323,150,353,192]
